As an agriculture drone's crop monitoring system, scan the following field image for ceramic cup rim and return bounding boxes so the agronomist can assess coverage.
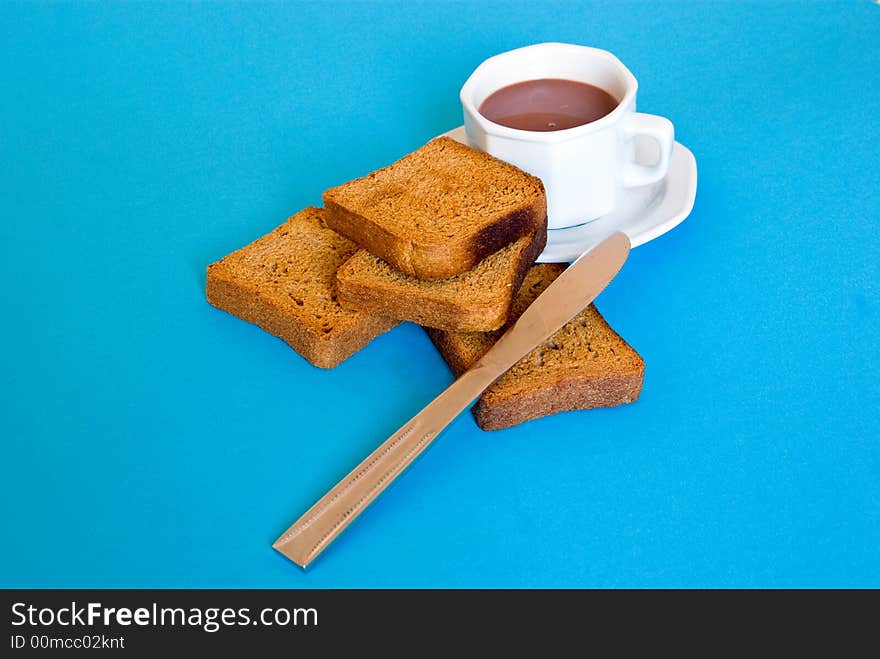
[460,43,639,143]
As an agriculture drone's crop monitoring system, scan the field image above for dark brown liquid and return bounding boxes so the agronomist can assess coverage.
[478,78,618,132]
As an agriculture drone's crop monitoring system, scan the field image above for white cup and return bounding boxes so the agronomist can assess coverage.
[460,43,674,229]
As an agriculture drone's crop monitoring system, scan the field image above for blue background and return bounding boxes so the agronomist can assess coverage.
[2,1,878,588]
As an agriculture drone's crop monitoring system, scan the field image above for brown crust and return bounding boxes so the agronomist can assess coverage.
[424,327,474,376]
[205,209,399,369]
[324,196,546,280]
[322,137,548,280]
[470,203,545,271]
[473,370,645,431]
[207,264,398,369]
[336,229,547,332]
[322,198,410,272]
[425,263,646,431]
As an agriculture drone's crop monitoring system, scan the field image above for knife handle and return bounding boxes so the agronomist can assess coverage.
[272,232,631,568]
[272,362,502,568]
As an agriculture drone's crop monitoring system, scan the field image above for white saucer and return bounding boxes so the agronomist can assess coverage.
[442,126,697,262]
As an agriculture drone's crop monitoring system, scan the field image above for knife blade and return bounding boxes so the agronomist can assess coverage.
[273,231,631,568]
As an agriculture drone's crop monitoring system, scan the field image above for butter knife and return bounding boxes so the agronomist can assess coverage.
[273,231,631,568]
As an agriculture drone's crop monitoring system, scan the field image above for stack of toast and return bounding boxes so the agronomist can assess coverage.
[207,136,644,430]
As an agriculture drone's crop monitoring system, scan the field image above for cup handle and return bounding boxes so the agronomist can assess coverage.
[621,112,674,188]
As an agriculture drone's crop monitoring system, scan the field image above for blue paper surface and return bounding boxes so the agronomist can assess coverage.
[1,1,878,587]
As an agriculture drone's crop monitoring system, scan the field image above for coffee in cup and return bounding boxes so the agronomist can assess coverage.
[478,79,619,132]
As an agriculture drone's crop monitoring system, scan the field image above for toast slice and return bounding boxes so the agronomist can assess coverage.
[206,207,399,369]
[335,228,546,332]
[323,137,547,280]
[426,264,645,430]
